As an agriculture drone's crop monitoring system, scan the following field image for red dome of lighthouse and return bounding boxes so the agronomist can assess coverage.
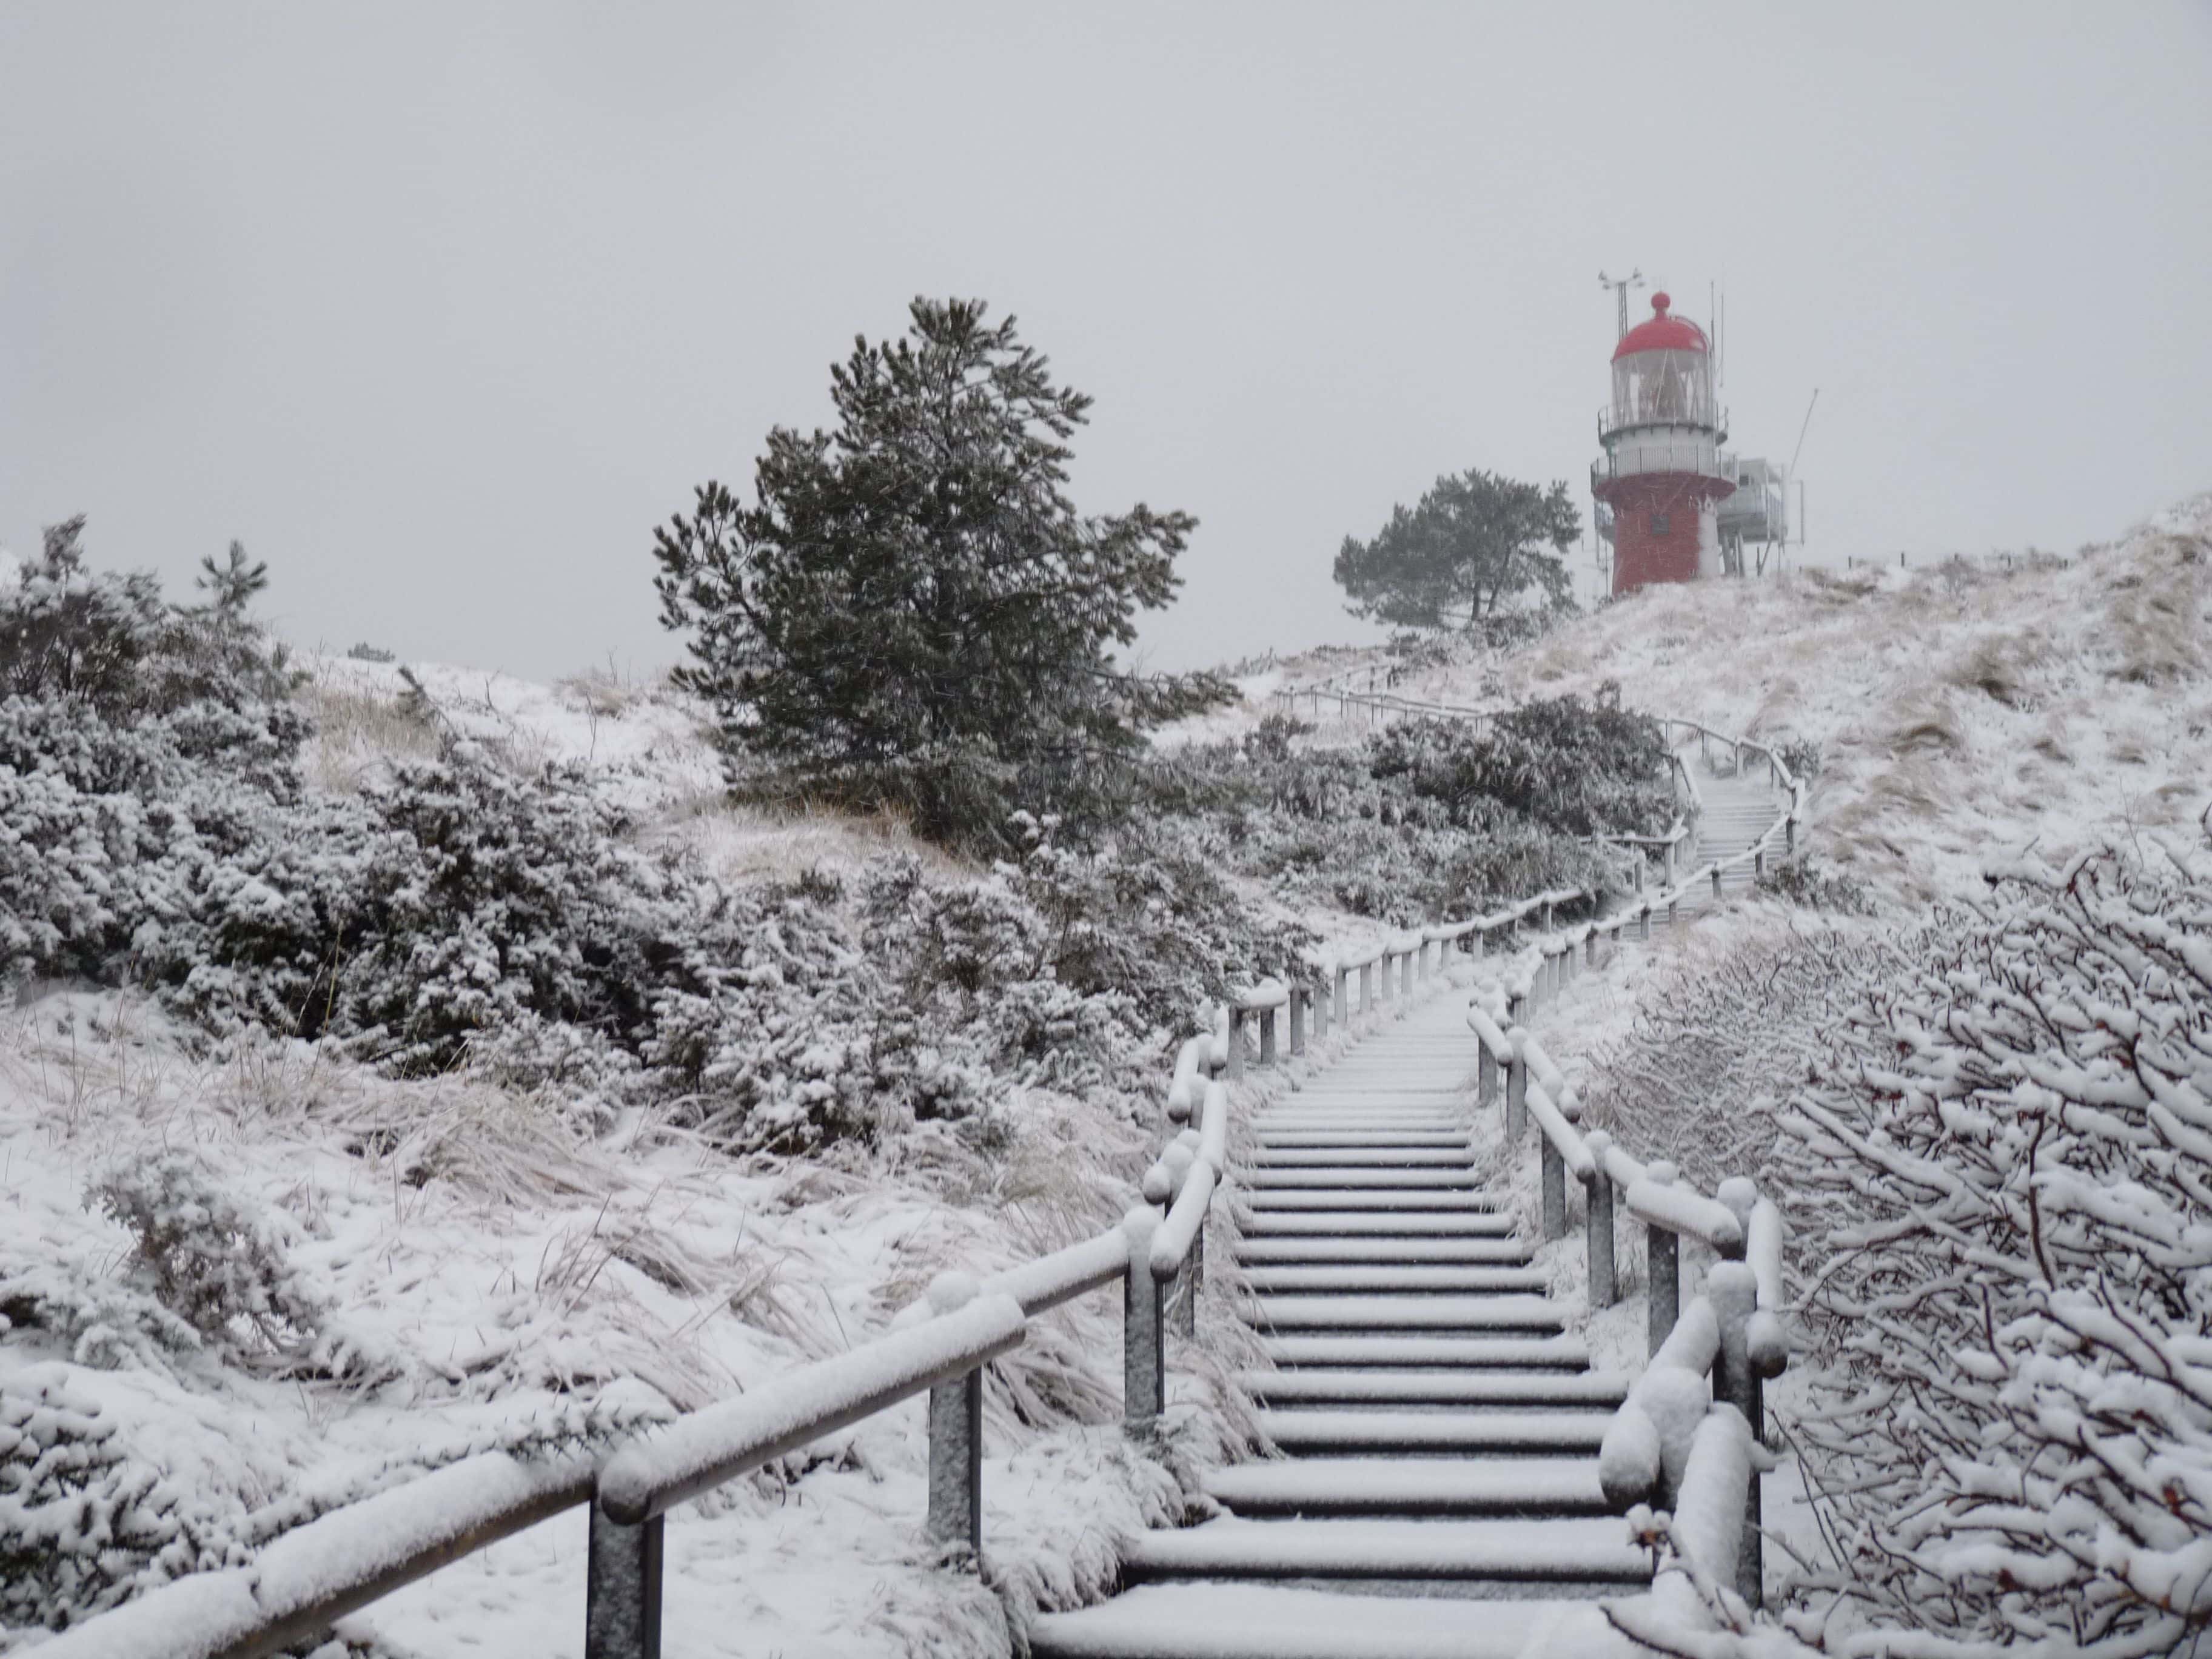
[1612,292,1710,360]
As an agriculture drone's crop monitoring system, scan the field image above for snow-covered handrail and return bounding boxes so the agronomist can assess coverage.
[27,1450,599,1659]
[599,1290,1028,1526]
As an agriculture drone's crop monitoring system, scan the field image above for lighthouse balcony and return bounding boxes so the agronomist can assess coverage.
[1597,406,1729,446]
[1591,430,1735,496]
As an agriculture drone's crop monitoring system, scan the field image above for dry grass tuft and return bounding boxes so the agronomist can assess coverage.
[2106,531,2210,686]
[1946,631,2051,710]
[298,669,441,792]
[1888,694,1966,756]
[654,791,974,885]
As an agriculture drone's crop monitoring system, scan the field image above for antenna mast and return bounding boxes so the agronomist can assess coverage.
[1597,268,1645,340]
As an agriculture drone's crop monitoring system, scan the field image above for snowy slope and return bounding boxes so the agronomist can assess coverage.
[1198,494,2212,905]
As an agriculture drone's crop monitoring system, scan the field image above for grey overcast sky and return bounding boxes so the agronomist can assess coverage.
[3,3,2208,681]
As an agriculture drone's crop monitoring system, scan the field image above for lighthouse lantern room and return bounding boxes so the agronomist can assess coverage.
[1590,292,1737,594]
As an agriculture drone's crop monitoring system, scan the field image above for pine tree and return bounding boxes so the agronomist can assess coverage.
[1334,469,1580,630]
[653,298,1227,849]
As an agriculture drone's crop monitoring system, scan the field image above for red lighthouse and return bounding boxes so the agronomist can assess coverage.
[1591,293,1736,594]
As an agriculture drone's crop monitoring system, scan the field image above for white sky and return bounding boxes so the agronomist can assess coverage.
[3,2,2208,680]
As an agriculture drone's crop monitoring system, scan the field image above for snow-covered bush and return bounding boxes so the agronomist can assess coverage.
[1775,835,2212,1654]
[1372,685,1672,840]
[87,1153,325,1365]
[0,1368,246,1632]
[1579,917,1904,1193]
[1150,699,1655,927]
[1754,854,1875,916]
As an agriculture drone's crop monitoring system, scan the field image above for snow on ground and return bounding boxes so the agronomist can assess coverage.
[0,983,1236,1655]
[12,492,2206,1654]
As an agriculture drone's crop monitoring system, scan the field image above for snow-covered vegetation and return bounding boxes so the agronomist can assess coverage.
[6,483,2208,1655]
[0,510,1668,1651]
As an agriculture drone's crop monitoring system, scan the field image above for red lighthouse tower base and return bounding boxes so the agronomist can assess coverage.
[1600,473,1734,591]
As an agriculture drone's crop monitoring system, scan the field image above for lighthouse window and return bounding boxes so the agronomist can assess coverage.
[1651,511,1671,535]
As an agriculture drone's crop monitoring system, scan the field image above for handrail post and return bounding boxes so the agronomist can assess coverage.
[586,1506,665,1659]
[1123,1210,1164,1434]
[1476,1037,1498,1107]
[1170,1188,1204,1342]
[1584,932,1598,967]
[1333,966,1349,1028]
[1754,849,1766,879]
[1290,987,1308,1055]
[1506,1042,1528,1142]
[1227,1005,1247,1081]
[1638,906,1652,942]
[925,1274,987,1564]
[1710,1261,1763,1608]
[1710,866,1723,900]
[1258,1007,1278,1067]
[1645,1162,1681,1358]
[1583,1131,1617,1307]
[1540,1131,1566,1240]
[1359,960,1373,1014]
[1786,815,1798,853]
[1666,899,1678,930]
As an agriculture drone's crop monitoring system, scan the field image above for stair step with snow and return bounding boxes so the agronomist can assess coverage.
[1121,1517,1650,1589]
[1028,1583,1609,1659]
[1238,1208,1512,1236]
[1248,1146,1470,1168]
[1256,1409,1610,1455]
[1241,1369,1629,1408]
[1262,1333,1590,1369]
[1236,1236,1530,1265]
[1254,1293,1565,1332]
[1251,1130,1469,1148]
[1242,1193,1501,1216]
[1205,1455,1610,1517]
[1243,1264,1538,1293]
[1243,1167,1481,1190]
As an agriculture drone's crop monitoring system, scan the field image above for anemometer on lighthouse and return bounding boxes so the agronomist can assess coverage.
[1590,276,1801,595]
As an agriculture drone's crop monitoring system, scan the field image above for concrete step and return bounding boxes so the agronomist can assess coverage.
[1242,1168,1481,1191]
[1206,1455,1609,1517]
[1235,1236,1531,1266]
[1243,1264,1541,1294]
[1243,1190,1501,1213]
[1254,1292,1565,1332]
[1247,1147,1470,1168]
[1256,1409,1610,1455]
[1028,1583,1607,1658]
[1250,1130,1468,1148]
[1261,1334,1590,1369]
[1239,1208,1512,1234]
[1121,1516,1651,1587]
[1240,1369,1629,1409]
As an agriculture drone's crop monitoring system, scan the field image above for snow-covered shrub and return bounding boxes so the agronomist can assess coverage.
[1372,685,1673,840]
[1579,917,1905,1193]
[1775,836,2212,1654]
[1778,737,1822,780]
[1149,703,1645,927]
[87,1153,325,1364]
[0,1367,247,1632]
[1754,854,1874,916]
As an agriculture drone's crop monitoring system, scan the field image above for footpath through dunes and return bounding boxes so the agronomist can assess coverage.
[1030,993,1639,1659]
[1683,746,1787,911]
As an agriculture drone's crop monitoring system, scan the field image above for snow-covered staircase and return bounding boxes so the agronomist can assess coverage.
[1030,995,1641,1659]
[1682,748,1786,909]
